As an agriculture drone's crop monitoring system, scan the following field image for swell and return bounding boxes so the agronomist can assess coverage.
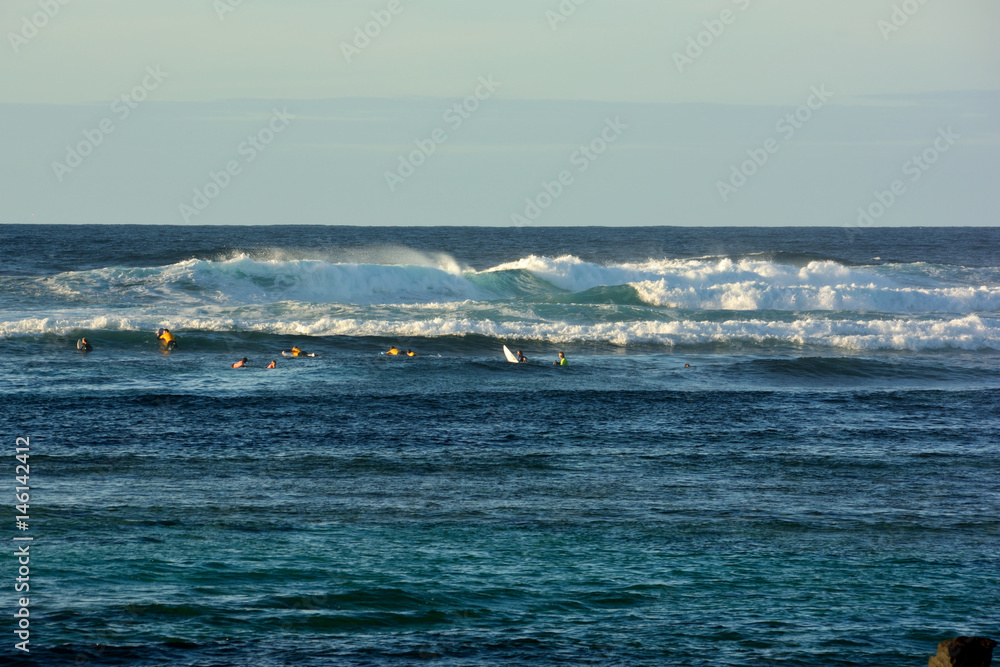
[4,254,998,313]
[733,356,1000,383]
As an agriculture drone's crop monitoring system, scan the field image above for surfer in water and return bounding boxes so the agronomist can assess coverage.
[406,349,417,357]
[516,350,528,363]
[386,346,400,356]
[265,360,276,369]
[157,328,177,350]
[232,357,249,368]
[553,352,567,366]
[77,337,93,353]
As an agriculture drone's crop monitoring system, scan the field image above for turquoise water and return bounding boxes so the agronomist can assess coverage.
[1,225,998,665]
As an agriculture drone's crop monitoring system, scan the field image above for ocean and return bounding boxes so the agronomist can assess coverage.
[0,225,997,666]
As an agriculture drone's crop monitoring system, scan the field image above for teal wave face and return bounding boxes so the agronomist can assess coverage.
[465,268,566,298]
[6,252,999,312]
[2,246,999,351]
[543,284,649,307]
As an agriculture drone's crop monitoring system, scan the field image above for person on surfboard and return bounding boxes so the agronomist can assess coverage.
[406,349,417,357]
[516,350,528,363]
[265,360,276,369]
[386,346,400,356]
[232,357,249,368]
[77,337,93,353]
[553,352,567,366]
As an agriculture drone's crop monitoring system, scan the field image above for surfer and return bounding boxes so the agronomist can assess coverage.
[553,352,567,366]
[232,357,249,368]
[386,346,400,356]
[291,346,304,357]
[265,360,276,369]
[157,328,177,350]
[516,350,528,363]
[77,337,93,353]
[406,349,417,357]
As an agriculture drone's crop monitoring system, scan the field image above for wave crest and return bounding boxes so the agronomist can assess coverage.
[486,255,999,314]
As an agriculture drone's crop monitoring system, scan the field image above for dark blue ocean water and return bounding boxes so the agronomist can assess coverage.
[1,225,998,666]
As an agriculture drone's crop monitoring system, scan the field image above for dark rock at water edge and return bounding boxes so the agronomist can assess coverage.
[929,637,997,667]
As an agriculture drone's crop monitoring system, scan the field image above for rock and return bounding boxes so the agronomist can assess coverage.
[929,636,997,667]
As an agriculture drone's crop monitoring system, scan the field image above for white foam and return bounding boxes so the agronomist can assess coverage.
[33,256,485,306]
[30,254,1000,314]
[0,315,143,337]
[6,254,998,350]
[4,308,997,352]
[486,255,1000,314]
[226,247,470,277]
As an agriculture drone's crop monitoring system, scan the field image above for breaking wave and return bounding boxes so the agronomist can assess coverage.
[2,252,998,351]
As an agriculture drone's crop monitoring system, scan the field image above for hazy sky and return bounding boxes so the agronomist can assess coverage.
[1,0,997,225]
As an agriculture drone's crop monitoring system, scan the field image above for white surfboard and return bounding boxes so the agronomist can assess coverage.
[503,345,519,363]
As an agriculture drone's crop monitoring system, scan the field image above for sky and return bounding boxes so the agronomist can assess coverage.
[0,0,997,226]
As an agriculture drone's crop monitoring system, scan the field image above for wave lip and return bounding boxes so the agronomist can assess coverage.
[12,254,1000,313]
[23,255,488,307]
[179,256,483,305]
[485,255,999,314]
